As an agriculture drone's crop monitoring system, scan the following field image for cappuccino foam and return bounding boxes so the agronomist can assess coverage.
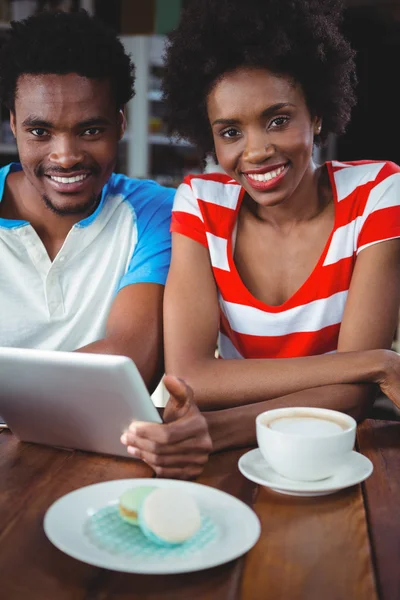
[267,416,345,437]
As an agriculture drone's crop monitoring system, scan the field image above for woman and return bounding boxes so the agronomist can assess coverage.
[163,0,400,455]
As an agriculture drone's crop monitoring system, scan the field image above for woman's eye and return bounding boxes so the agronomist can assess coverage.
[270,116,289,128]
[221,128,240,139]
[30,128,48,137]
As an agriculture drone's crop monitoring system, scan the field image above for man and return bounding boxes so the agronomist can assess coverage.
[0,10,211,478]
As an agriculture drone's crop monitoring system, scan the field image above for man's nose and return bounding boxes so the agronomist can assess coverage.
[48,135,84,169]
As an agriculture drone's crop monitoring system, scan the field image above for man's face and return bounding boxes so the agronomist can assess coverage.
[10,73,125,217]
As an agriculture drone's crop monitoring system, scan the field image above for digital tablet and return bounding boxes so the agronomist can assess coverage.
[0,347,162,457]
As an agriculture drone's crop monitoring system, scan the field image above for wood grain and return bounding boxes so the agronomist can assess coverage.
[0,431,383,600]
[358,419,400,600]
[0,431,153,600]
[240,484,378,600]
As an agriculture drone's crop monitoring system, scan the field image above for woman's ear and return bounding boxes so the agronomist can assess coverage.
[314,118,322,135]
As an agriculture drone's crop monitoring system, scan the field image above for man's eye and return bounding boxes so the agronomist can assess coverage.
[31,128,48,137]
[83,128,102,136]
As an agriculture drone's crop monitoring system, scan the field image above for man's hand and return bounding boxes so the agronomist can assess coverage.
[120,375,213,479]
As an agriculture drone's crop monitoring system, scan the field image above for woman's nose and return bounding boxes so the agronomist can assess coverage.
[243,131,275,164]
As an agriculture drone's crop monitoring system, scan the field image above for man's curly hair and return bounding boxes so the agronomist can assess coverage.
[162,0,357,153]
[0,10,135,111]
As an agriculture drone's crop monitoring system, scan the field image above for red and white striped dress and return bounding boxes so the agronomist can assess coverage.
[171,160,400,359]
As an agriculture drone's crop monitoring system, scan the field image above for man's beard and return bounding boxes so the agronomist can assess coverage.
[42,193,100,217]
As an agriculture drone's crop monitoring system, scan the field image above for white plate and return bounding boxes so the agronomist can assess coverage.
[44,478,261,574]
[238,449,373,496]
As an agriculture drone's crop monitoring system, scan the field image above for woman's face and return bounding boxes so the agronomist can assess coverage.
[207,67,320,208]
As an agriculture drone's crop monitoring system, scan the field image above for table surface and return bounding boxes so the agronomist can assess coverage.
[0,418,398,600]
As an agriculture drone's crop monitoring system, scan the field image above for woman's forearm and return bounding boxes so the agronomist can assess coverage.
[179,349,388,410]
[205,383,377,452]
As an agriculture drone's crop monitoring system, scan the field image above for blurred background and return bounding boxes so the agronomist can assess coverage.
[0,0,399,183]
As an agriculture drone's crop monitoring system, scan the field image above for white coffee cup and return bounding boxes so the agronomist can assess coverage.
[256,407,356,481]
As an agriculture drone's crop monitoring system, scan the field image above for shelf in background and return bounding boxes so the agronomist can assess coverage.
[121,133,194,148]
[120,34,202,180]
[0,142,17,154]
[149,133,194,148]
[148,90,163,102]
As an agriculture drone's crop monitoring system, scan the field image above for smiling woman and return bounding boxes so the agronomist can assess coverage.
[161,0,400,451]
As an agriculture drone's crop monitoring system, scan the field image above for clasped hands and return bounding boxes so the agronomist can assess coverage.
[120,375,212,479]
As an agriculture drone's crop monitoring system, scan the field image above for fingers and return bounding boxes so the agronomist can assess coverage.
[380,383,400,410]
[149,464,206,480]
[162,375,194,422]
[162,374,193,403]
[127,448,209,470]
[121,428,213,456]
[125,410,208,446]
[121,432,211,479]
[120,426,211,480]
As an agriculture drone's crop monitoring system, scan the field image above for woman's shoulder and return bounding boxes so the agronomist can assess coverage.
[177,172,243,211]
[327,159,399,179]
[326,160,400,202]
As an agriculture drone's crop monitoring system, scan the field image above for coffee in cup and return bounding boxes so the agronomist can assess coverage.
[256,407,356,481]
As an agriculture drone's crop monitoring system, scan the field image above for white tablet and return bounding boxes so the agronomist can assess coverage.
[0,347,162,458]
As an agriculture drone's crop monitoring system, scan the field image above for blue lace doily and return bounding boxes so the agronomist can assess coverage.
[84,503,218,559]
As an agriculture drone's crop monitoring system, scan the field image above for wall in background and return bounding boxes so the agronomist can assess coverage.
[339,3,400,164]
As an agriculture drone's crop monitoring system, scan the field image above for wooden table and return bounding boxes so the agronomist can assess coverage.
[0,419,398,600]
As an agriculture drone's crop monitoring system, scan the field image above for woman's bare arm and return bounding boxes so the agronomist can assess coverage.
[206,383,376,452]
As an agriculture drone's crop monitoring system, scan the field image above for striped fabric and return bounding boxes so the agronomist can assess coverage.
[171,161,400,359]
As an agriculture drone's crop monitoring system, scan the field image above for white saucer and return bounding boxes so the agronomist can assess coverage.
[238,449,373,496]
[43,478,261,574]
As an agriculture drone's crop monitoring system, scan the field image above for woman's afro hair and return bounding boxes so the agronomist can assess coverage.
[162,0,357,153]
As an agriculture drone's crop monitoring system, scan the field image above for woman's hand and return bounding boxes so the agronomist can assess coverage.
[376,349,400,409]
[120,375,213,479]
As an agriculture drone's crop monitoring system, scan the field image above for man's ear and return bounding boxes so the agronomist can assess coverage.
[9,111,16,137]
[118,107,127,141]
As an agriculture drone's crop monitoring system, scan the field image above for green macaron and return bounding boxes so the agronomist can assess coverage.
[118,486,156,525]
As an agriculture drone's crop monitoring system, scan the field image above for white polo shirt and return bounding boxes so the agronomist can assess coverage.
[0,163,174,350]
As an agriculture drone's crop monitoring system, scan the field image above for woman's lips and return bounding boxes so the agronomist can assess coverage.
[243,164,288,191]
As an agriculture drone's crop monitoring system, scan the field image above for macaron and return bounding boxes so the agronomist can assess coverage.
[139,487,201,546]
[118,486,156,525]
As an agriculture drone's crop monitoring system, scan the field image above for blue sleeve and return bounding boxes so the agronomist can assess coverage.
[117,179,175,290]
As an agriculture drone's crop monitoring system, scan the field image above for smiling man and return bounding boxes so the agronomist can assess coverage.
[0,10,212,479]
